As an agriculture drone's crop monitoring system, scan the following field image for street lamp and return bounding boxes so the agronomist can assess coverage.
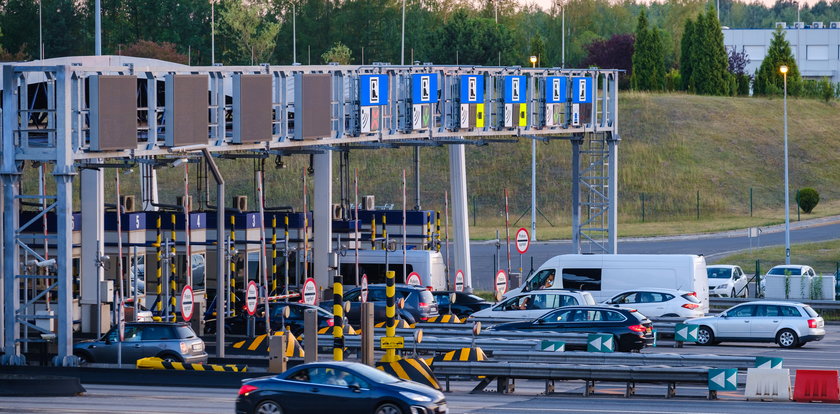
[529,54,538,242]
[780,64,790,264]
[529,56,537,68]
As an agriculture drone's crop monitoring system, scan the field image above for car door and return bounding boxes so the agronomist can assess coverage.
[750,305,782,339]
[627,291,660,317]
[119,325,147,363]
[733,267,748,295]
[716,305,755,339]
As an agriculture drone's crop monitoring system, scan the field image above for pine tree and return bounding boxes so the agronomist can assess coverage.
[690,6,730,95]
[631,10,665,91]
[680,18,696,92]
[753,28,802,96]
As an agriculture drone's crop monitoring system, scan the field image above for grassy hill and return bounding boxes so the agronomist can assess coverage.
[62,92,840,240]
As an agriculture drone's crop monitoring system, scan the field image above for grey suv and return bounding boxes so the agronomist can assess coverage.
[73,322,207,364]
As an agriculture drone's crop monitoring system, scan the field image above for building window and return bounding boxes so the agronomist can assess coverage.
[807,45,829,60]
[744,45,765,61]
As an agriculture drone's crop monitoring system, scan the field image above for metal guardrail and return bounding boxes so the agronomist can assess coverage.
[431,361,722,398]
[491,350,755,369]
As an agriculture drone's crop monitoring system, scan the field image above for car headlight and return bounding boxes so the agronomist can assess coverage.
[716,284,728,290]
[400,391,432,402]
[180,342,188,354]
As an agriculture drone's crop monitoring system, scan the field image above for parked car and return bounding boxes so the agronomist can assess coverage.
[602,288,704,318]
[685,301,825,348]
[432,291,491,318]
[327,284,439,326]
[489,305,654,352]
[468,290,596,322]
[707,265,750,298]
[205,302,335,337]
[761,265,817,297]
[73,322,207,364]
[236,361,447,414]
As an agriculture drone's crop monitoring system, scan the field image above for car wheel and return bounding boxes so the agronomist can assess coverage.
[255,400,283,414]
[661,313,679,317]
[375,403,403,414]
[777,329,799,348]
[158,353,184,363]
[730,288,736,298]
[74,351,93,365]
[696,326,715,345]
[742,286,749,298]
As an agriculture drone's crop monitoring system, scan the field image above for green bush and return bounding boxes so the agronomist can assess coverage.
[664,69,681,91]
[796,188,820,213]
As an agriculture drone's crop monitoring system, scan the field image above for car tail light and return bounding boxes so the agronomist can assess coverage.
[238,384,258,396]
[426,286,433,291]
[628,324,646,333]
[327,318,334,327]
[420,316,428,321]
[682,303,700,310]
[419,302,429,308]
[808,319,818,329]
[686,291,697,297]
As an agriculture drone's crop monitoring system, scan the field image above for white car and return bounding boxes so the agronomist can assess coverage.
[707,265,750,298]
[602,288,704,318]
[760,265,817,297]
[685,300,825,348]
[468,290,596,323]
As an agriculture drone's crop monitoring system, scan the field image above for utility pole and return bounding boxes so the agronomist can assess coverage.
[95,0,102,55]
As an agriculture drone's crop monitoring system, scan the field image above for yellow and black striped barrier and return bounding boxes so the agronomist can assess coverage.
[375,320,413,329]
[154,215,162,314]
[136,357,247,372]
[230,215,237,316]
[431,347,487,365]
[169,213,177,322]
[230,332,305,357]
[318,324,358,335]
[333,274,345,361]
[426,315,463,324]
[376,358,441,390]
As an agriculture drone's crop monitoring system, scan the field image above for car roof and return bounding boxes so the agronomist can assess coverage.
[707,265,737,269]
[730,300,808,307]
[768,265,810,270]
[550,305,635,312]
[613,287,689,295]
[126,321,188,326]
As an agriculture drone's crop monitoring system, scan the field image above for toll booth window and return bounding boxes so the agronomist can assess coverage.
[561,268,602,291]
[191,253,206,291]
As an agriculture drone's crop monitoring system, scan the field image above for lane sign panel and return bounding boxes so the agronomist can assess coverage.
[380,336,405,349]
[504,76,526,103]
[460,75,484,104]
[246,281,258,316]
[407,272,422,286]
[572,77,592,103]
[546,77,567,103]
[360,75,389,106]
[495,270,508,295]
[515,228,530,254]
[708,368,738,391]
[454,270,465,292]
[181,285,195,322]
[361,274,369,303]
[412,74,438,104]
[302,278,318,305]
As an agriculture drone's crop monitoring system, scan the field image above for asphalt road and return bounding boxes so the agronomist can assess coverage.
[467,219,840,291]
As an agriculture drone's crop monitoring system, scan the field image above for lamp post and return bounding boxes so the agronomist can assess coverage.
[529,55,538,242]
[780,64,791,264]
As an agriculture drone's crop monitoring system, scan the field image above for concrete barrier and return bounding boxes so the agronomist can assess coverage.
[745,368,791,401]
[793,369,840,403]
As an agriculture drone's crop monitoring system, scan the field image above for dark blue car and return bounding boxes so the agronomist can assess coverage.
[236,361,447,414]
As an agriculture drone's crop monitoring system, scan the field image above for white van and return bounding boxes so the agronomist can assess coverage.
[337,249,447,291]
[506,254,709,313]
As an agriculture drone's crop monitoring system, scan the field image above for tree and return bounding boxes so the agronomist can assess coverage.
[529,34,545,66]
[630,10,665,91]
[796,188,820,214]
[583,33,634,88]
[220,0,281,65]
[690,5,730,95]
[679,18,696,91]
[427,9,518,66]
[753,28,801,96]
[728,47,751,95]
[321,41,352,64]
[121,40,188,64]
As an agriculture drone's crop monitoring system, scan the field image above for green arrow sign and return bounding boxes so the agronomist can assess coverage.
[586,334,615,353]
[538,341,565,352]
[755,357,783,369]
[708,368,738,391]
[675,323,698,342]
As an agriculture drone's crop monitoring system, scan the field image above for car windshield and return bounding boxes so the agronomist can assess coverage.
[803,306,819,318]
[467,294,484,302]
[768,267,800,275]
[350,364,401,384]
[707,268,732,278]
[418,290,435,305]
[681,293,701,303]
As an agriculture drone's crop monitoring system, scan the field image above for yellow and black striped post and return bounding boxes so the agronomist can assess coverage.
[426,212,432,249]
[371,217,376,250]
[271,215,278,294]
[155,215,162,314]
[333,273,344,361]
[283,215,289,295]
[383,270,398,362]
[230,215,237,316]
[435,211,441,252]
[170,213,178,322]
[381,214,387,248]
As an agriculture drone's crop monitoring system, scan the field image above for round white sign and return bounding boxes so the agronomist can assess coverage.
[361,274,369,303]
[245,281,259,316]
[181,285,195,322]
[515,228,530,254]
[495,270,508,295]
[302,278,318,305]
[454,270,465,292]
[116,291,125,341]
[407,272,422,286]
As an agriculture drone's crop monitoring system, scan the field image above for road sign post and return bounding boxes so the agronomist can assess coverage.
[495,270,508,300]
[361,274,369,302]
[302,278,318,305]
[454,270,464,292]
[407,271,421,286]
[515,228,529,278]
[181,285,195,322]
[245,281,258,316]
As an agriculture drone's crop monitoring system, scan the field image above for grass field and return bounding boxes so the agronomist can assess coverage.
[713,239,840,275]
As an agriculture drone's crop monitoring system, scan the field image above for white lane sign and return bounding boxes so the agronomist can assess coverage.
[181,285,195,322]
[495,270,509,295]
[515,227,530,254]
[407,272,422,286]
[454,270,465,292]
[302,278,318,305]
[361,274,369,303]
[246,281,258,316]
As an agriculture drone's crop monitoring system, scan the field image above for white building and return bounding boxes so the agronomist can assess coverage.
[723,22,840,82]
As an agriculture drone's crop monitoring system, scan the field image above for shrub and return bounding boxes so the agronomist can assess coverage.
[796,188,819,213]
[664,69,681,91]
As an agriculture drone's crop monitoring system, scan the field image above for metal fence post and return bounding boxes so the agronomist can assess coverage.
[268,333,286,373]
[361,302,374,366]
[304,308,318,363]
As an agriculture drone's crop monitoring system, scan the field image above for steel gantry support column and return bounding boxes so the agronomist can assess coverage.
[607,134,619,254]
[201,149,226,358]
[313,151,333,291]
[570,135,582,254]
[448,141,472,291]
[80,167,105,334]
[2,65,22,364]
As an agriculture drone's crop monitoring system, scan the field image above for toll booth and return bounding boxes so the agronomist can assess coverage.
[353,209,439,250]
[103,211,149,309]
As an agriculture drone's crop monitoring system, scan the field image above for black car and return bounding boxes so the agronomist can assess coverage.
[432,291,491,318]
[236,361,447,414]
[489,305,654,352]
[323,284,439,326]
[205,302,334,337]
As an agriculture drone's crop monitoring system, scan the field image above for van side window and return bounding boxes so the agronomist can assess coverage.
[527,269,556,291]
[561,268,602,291]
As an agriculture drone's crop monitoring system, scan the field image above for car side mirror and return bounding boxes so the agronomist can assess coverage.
[534,319,545,325]
[104,337,112,345]
[720,312,728,318]
[349,384,361,393]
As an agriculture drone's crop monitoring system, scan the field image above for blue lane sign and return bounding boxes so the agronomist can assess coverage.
[412,74,438,104]
[460,75,484,104]
[546,77,567,103]
[360,74,388,106]
[504,76,526,103]
[572,77,592,103]
[755,357,783,369]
